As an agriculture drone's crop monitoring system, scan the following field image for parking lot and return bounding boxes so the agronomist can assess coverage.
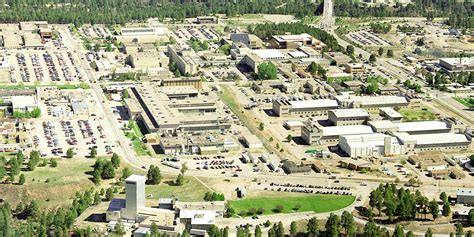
[7,50,85,84]
[79,25,112,39]
[32,118,118,158]
[347,30,392,46]
[174,27,219,42]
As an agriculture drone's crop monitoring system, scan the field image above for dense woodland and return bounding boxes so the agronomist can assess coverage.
[334,0,473,29]
[0,0,471,28]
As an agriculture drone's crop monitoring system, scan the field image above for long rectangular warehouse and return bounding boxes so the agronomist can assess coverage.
[272,99,339,117]
[393,132,471,152]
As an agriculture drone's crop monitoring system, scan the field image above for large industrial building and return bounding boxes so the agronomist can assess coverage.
[230,33,263,49]
[301,119,374,144]
[339,133,404,158]
[457,189,474,205]
[129,51,169,72]
[439,57,474,73]
[328,108,370,126]
[125,83,230,134]
[336,94,410,111]
[269,33,326,50]
[167,45,200,75]
[393,132,471,152]
[368,120,452,134]
[272,99,339,117]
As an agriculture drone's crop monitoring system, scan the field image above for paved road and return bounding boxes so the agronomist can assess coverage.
[62,27,146,170]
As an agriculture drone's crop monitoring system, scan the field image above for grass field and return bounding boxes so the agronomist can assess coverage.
[399,107,437,121]
[146,176,211,201]
[229,194,355,217]
[453,97,474,109]
[125,120,150,156]
[0,158,95,209]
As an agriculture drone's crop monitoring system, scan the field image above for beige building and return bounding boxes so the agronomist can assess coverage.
[129,51,168,71]
[125,83,230,134]
[167,45,199,75]
[161,77,202,89]
[345,63,365,74]
[230,33,263,49]
[328,108,370,126]
[272,99,339,117]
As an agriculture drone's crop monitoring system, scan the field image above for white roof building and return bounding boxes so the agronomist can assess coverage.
[397,121,449,133]
[179,210,216,225]
[336,95,409,109]
[320,125,374,137]
[252,49,286,60]
[394,132,470,149]
[329,108,370,118]
[369,120,451,134]
[11,95,37,112]
[339,133,404,158]
[289,99,339,109]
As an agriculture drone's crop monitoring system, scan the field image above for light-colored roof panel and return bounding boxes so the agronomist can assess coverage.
[289,99,339,109]
[321,125,373,137]
[330,108,369,118]
[252,49,286,60]
[397,121,449,132]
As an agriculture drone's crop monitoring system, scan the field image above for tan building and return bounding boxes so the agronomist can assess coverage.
[129,51,168,71]
[230,33,263,49]
[345,63,365,74]
[272,99,339,117]
[328,108,370,126]
[161,77,202,89]
[1,32,23,49]
[167,45,199,75]
[196,16,218,24]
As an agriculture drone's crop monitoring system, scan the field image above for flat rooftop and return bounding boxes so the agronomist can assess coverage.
[125,174,146,183]
[330,108,369,118]
[252,49,286,60]
[321,125,374,137]
[179,210,215,225]
[440,57,474,66]
[336,95,408,106]
[380,107,403,118]
[342,133,394,148]
[272,33,313,43]
[397,121,449,133]
[394,132,470,145]
[289,99,339,109]
[458,189,474,197]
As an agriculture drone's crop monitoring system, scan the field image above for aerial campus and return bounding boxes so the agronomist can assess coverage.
[0,0,473,237]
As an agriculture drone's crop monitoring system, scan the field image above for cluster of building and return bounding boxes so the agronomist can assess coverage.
[0,89,39,116]
[271,93,471,158]
[106,175,224,236]
[0,21,52,49]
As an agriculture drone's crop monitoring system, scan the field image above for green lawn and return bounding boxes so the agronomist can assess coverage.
[125,120,151,156]
[125,131,149,156]
[0,159,95,209]
[453,97,474,109]
[229,194,355,217]
[146,176,211,201]
[399,107,437,121]
[128,120,144,137]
